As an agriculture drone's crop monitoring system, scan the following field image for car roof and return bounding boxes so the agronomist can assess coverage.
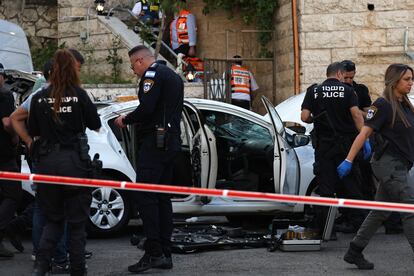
[98,97,267,122]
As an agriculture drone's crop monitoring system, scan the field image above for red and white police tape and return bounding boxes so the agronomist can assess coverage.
[1,170,414,213]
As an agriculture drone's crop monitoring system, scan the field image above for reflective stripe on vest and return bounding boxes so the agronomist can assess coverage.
[231,64,251,94]
[174,10,190,45]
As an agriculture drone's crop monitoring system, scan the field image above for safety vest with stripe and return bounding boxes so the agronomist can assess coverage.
[141,0,160,18]
[171,9,191,45]
[231,64,251,94]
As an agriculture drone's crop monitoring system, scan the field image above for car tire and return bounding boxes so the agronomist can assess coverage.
[87,175,131,237]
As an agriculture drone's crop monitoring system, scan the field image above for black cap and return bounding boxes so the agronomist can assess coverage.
[0,63,4,75]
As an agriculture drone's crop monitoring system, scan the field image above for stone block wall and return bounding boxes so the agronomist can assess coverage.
[58,0,135,83]
[189,0,276,113]
[298,0,414,98]
[0,0,57,48]
[274,0,294,104]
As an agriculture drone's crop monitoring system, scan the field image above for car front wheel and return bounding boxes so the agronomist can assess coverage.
[87,187,131,237]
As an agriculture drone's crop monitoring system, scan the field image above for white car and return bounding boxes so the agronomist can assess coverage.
[8,70,317,236]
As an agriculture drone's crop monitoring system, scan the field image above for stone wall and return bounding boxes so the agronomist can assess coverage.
[58,0,135,83]
[298,1,414,98]
[189,0,275,113]
[84,82,204,101]
[274,0,294,103]
[0,0,57,48]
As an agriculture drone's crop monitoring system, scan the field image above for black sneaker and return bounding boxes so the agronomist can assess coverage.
[51,261,70,274]
[344,247,374,270]
[0,242,14,258]
[5,226,24,252]
[128,254,169,273]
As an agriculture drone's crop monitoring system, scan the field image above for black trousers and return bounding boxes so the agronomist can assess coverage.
[231,99,251,110]
[173,44,190,56]
[134,135,179,257]
[0,158,21,240]
[314,139,368,233]
[34,149,91,274]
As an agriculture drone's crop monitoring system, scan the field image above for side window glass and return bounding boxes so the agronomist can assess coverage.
[184,105,201,135]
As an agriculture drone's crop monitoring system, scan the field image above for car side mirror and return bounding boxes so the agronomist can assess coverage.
[293,134,310,147]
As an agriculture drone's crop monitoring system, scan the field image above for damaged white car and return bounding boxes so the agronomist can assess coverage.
[12,73,317,235]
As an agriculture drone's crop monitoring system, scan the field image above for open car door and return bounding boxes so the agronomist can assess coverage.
[261,96,287,194]
[183,101,218,191]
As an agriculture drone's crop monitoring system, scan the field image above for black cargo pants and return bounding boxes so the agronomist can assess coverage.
[0,158,21,241]
[34,148,91,275]
[314,138,368,233]
[134,134,179,257]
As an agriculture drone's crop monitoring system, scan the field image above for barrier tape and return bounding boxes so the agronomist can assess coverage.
[1,170,414,213]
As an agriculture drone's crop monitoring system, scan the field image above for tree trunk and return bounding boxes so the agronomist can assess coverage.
[154,15,166,59]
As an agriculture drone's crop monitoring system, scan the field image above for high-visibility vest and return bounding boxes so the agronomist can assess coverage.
[231,64,251,94]
[171,9,191,45]
[141,0,160,18]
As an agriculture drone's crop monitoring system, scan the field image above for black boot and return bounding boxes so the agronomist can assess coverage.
[344,243,374,270]
[128,254,170,273]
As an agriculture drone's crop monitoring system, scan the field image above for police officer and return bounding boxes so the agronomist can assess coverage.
[341,60,372,114]
[341,60,403,234]
[30,49,101,276]
[338,63,414,270]
[301,62,369,237]
[0,62,22,258]
[114,45,183,273]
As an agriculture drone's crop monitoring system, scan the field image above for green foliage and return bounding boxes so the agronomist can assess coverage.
[106,36,123,83]
[202,0,277,57]
[31,41,65,71]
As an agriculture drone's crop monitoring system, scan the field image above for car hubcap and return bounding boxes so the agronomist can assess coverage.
[90,187,125,230]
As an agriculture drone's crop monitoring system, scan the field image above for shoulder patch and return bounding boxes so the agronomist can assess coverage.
[143,79,154,93]
[366,105,378,120]
[144,71,156,78]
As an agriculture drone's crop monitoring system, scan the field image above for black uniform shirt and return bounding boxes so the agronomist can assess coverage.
[124,62,184,142]
[352,81,371,110]
[365,97,414,163]
[0,87,16,160]
[301,78,359,135]
[29,86,101,145]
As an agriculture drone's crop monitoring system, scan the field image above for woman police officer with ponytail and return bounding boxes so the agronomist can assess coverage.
[337,63,414,270]
[29,49,101,276]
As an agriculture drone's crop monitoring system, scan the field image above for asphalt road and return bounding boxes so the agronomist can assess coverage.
[1,218,413,276]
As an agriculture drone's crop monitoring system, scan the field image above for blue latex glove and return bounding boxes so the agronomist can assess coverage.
[337,160,353,179]
[362,139,372,160]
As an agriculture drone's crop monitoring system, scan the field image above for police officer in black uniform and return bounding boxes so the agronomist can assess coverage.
[114,45,183,273]
[30,49,101,276]
[341,60,372,114]
[0,63,22,258]
[338,63,414,270]
[301,62,369,237]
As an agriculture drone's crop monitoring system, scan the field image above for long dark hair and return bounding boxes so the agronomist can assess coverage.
[49,49,80,118]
